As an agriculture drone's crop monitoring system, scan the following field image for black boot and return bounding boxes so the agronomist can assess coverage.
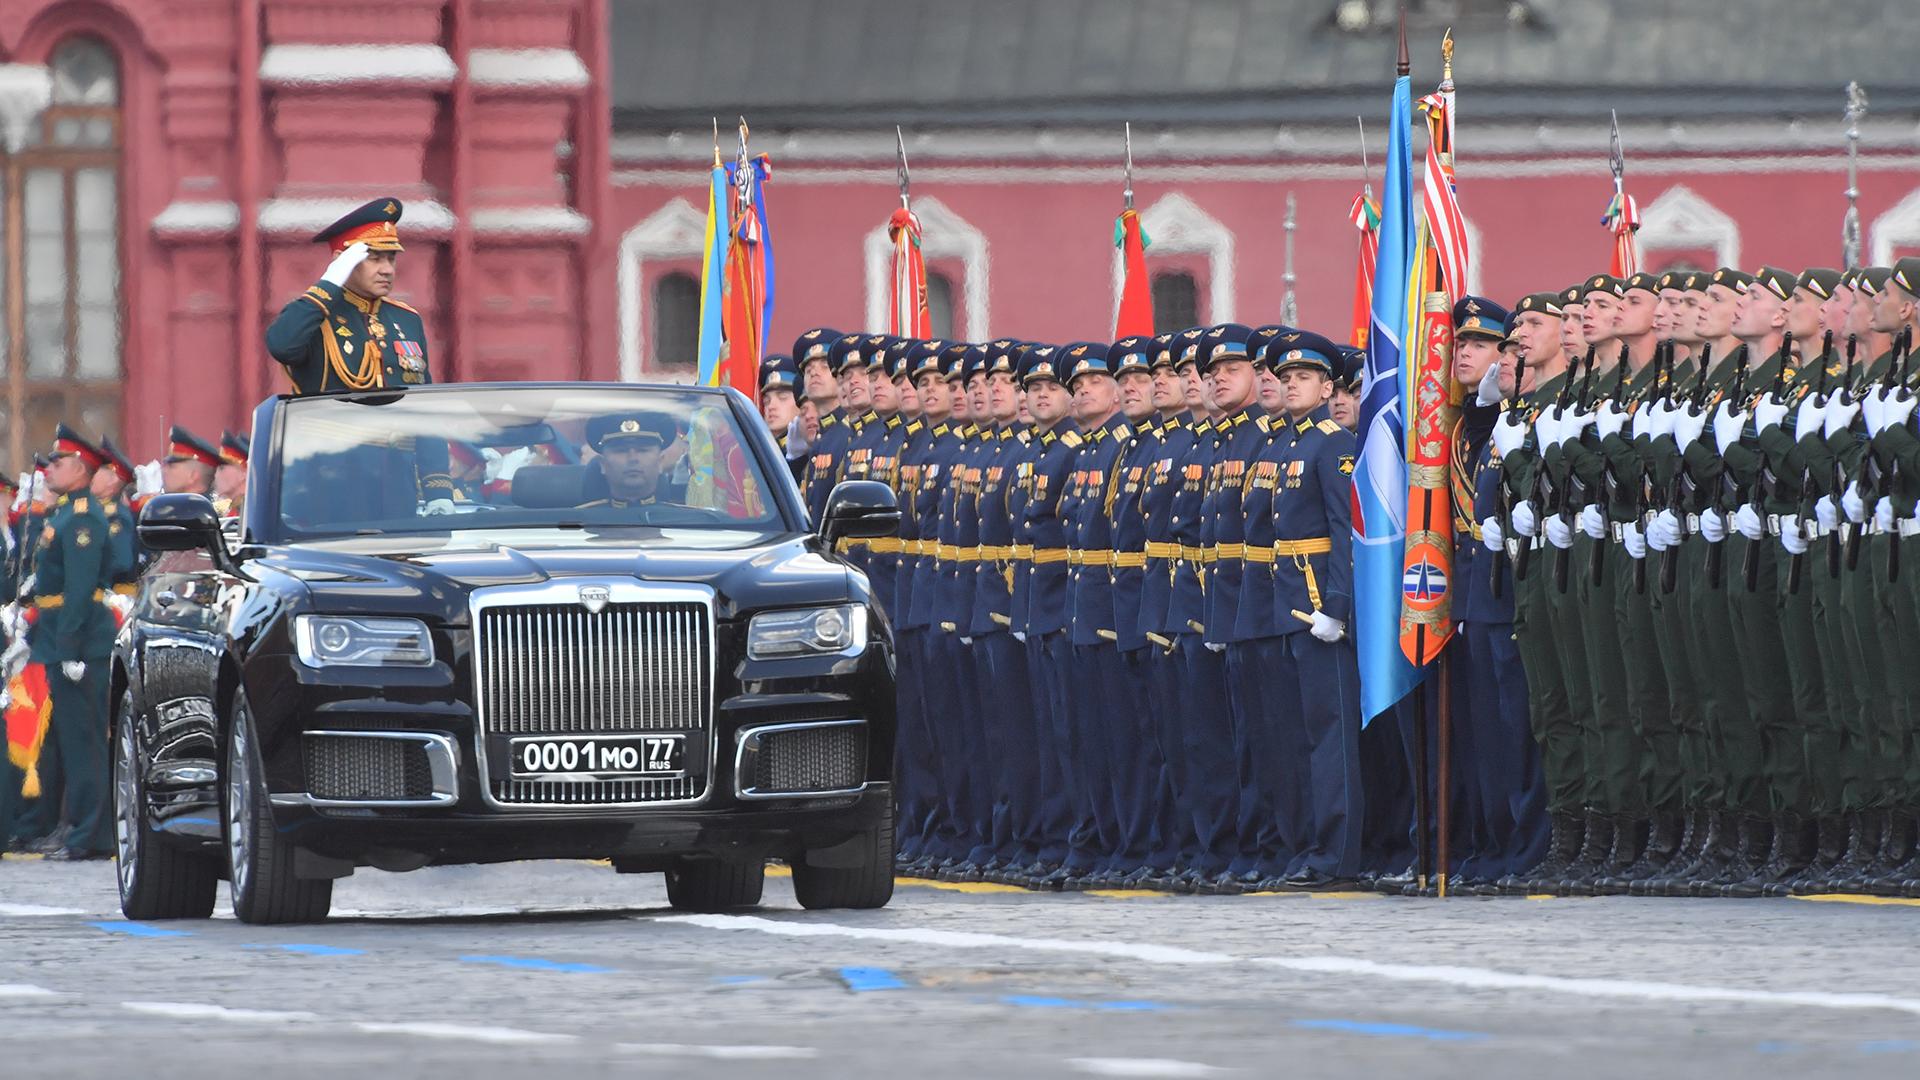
[1754,813,1819,897]
[1648,810,1723,897]
[1786,815,1850,895]
[1593,815,1650,895]
[1701,814,1771,893]
[1556,811,1615,896]
[1502,811,1582,894]
[1620,811,1687,896]
[1830,811,1886,894]
[1868,810,1917,896]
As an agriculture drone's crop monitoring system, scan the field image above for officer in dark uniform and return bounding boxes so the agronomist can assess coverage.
[162,426,221,496]
[216,430,250,518]
[758,353,807,486]
[578,413,677,508]
[797,328,851,524]
[30,426,124,860]
[266,199,435,395]
[94,436,142,613]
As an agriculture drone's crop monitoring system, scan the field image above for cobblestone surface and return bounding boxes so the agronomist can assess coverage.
[2,855,1917,1078]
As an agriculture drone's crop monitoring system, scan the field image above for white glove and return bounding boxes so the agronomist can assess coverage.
[1875,496,1894,533]
[1815,495,1838,532]
[1491,412,1527,458]
[1474,364,1503,407]
[785,416,812,461]
[958,636,972,646]
[1648,510,1681,551]
[1826,394,1862,438]
[1545,513,1574,550]
[1533,409,1561,451]
[1510,500,1538,537]
[1560,407,1597,447]
[105,592,133,623]
[493,445,539,484]
[1733,504,1765,541]
[1752,395,1790,435]
[1795,394,1826,438]
[423,498,457,516]
[1883,392,1918,432]
[1843,481,1868,523]
[1671,405,1709,449]
[1863,388,1888,436]
[1011,631,1026,644]
[1479,516,1504,552]
[1648,399,1679,440]
[321,241,371,287]
[29,473,48,507]
[9,474,26,512]
[60,661,84,683]
[1779,515,1809,555]
[134,460,164,499]
[1204,641,1226,653]
[1596,402,1630,439]
[1712,402,1749,456]
[1579,503,1606,540]
[1699,508,1728,543]
[1631,400,1658,440]
[1309,610,1346,643]
[1621,520,1647,559]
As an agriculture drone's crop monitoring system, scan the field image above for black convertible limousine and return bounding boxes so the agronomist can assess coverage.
[114,383,900,924]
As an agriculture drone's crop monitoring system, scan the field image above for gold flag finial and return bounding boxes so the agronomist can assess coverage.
[1441,28,1453,81]
[711,117,721,168]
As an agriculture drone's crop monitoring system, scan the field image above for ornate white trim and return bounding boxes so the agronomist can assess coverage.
[617,197,707,382]
[152,199,239,237]
[0,64,52,154]
[471,206,591,236]
[863,196,989,338]
[260,45,457,89]
[1111,193,1234,326]
[1870,186,1920,267]
[1636,183,1741,269]
[468,48,590,92]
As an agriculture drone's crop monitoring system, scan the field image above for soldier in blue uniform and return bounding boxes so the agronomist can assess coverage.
[758,353,808,486]
[795,328,848,523]
[1263,332,1364,888]
[28,427,126,860]
[852,339,914,620]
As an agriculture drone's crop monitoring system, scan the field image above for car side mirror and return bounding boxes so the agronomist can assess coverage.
[820,480,900,546]
[138,493,225,554]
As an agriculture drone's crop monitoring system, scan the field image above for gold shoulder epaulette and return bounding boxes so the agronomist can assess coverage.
[1061,430,1083,448]
[384,297,421,314]
[1256,416,1271,432]
[73,497,88,512]
[1114,423,1132,440]
[1317,419,1341,434]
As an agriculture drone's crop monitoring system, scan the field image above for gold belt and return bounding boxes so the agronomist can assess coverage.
[867,537,903,553]
[1275,537,1334,556]
[935,544,960,561]
[1030,548,1069,565]
[1011,544,1035,560]
[956,546,984,562]
[1111,551,1148,568]
[979,545,1014,560]
[1242,547,1276,564]
[111,583,138,596]
[1066,549,1088,565]
[34,590,106,609]
[1212,543,1245,560]
[1179,544,1206,562]
[1144,542,1180,559]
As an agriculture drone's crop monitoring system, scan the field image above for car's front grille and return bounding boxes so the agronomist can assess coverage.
[752,723,866,795]
[474,598,712,806]
[303,734,434,802]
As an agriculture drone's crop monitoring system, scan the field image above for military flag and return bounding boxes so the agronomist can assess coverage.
[1114,122,1154,337]
[719,123,774,399]
[5,660,51,798]
[1352,45,1423,725]
[694,131,728,387]
[889,127,930,337]
[1349,192,1380,348]
[1603,110,1640,277]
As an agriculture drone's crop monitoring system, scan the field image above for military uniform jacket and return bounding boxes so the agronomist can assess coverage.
[1593,360,1662,524]
[103,497,140,596]
[1017,424,1080,637]
[1200,406,1270,647]
[29,494,118,663]
[1451,401,1508,625]
[1107,419,1162,652]
[893,417,932,626]
[835,410,886,576]
[969,425,1022,637]
[1137,414,1196,644]
[1004,428,1040,634]
[804,409,856,526]
[905,419,965,632]
[1165,418,1218,637]
[1750,349,1820,515]
[1231,416,1288,642]
[930,425,978,633]
[1065,414,1133,648]
[859,413,907,609]
[265,280,434,395]
[1269,405,1357,635]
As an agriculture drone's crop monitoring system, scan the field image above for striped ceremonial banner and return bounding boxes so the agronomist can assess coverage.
[1605,191,1641,277]
[888,207,931,338]
[1349,193,1380,349]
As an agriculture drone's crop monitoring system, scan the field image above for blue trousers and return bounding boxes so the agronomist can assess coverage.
[1025,632,1078,865]
[1274,631,1364,878]
[1175,634,1240,875]
[976,630,1037,863]
[1225,640,1298,878]
[893,627,935,858]
[1142,642,1196,870]
[1459,620,1547,875]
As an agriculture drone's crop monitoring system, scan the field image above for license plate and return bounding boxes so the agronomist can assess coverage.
[508,734,686,780]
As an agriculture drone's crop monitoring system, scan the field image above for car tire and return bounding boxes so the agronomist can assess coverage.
[791,800,896,910]
[664,857,765,912]
[225,695,331,925]
[114,690,218,921]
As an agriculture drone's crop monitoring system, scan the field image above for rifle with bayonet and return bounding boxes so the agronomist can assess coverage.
[1827,333,1856,580]
[1850,327,1910,573]
[1589,343,1631,587]
[1553,346,1598,594]
[1707,343,1751,589]
[1515,344,1570,585]
[1741,330,1795,593]
[1634,340,1674,596]
[1785,330,1834,595]
[1660,340,1711,594]
[1887,329,1913,583]
[1493,344,1530,598]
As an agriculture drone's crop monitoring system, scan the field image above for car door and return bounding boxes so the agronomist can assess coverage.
[130,546,228,839]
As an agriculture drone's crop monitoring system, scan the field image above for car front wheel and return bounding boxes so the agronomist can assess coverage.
[664,857,765,912]
[226,696,331,924]
[791,796,895,910]
[114,690,218,920]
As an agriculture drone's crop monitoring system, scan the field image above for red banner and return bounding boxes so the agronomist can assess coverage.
[888,208,930,338]
[1114,209,1153,338]
[5,662,51,798]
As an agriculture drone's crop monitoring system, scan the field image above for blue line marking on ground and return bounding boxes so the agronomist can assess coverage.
[1859,1040,1920,1055]
[154,817,218,832]
[1292,1019,1490,1043]
[240,943,365,956]
[839,966,907,992]
[714,975,770,985]
[1753,1042,1804,1055]
[999,995,1167,1012]
[90,921,191,939]
[458,954,613,974]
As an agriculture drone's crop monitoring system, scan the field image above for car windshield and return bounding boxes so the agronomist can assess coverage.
[270,386,785,540]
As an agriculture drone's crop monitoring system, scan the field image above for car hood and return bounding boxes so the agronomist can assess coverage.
[252,526,856,622]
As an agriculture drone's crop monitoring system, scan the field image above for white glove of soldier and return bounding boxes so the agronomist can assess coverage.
[321,241,371,287]
[958,636,971,646]
[1779,515,1809,555]
[1560,406,1597,447]
[1699,507,1728,543]
[60,661,85,683]
[1631,400,1658,440]
[1475,364,1503,407]
[1479,516,1504,553]
[1309,610,1346,644]
[1533,409,1562,451]
[1712,401,1749,456]
[1011,631,1026,644]
[1545,512,1574,550]
[1733,503,1765,541]
[785,416,812,461]
[1648,509,1682,551]
[29,472,48,508]
[1579,503,1606,540]
[1826,393,1863,438]
[134,460,164,499]
[1843,481,1869,523]
[1510,499,1538,538]
[1795,393,1826,439]
[423,498,457,516]
[9,474,26,512]
[1204,640,1226,653]
[1491,411,1528,459]
[1882,391,1919,433]
[1863,387,1888,435]
[1752,394,1790,435]
[1596,402,1630,439]
[1875,496,1894,534]
[1815,495,1839,533]
[1621,520,1648,559]
[1671,405,1710,449]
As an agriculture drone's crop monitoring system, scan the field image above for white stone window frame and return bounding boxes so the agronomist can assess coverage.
[1111,193,1234,326]
[617,197,707,382]
[1634,183,1740,271]
[1870,186,1920,267]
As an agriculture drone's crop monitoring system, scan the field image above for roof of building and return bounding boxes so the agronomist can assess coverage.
[611,0,1917,130]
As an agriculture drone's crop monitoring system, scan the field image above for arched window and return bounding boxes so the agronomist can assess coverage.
[927,271,956,340]
[2,35,123,468]
[651,271,700,374]
[1151,271,1198,334]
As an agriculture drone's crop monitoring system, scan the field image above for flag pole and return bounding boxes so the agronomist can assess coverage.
[1434,25,1455,901]
[1396,5,1432,896]
[1283,193,1298,325]
[1123,121,1135,211]
[1843,82,1867,269]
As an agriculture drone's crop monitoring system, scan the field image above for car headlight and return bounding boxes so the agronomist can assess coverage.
[295,615,435,667]
[746,605,867,660]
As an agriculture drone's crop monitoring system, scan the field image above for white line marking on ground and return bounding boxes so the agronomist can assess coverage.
[1260,956,1920,1018]
[616,1043,819,1060]
[353,1021,578,1045]
[122,1002,322,1023]
[0,903,89,917]
[657,914,1920,1018]
[1068,1058,1230,1078]
[0,984,62,999]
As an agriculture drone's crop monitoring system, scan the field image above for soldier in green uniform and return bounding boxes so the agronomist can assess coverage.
[94,436,142,616]
[162,425,221,496]
[30,426,125,860]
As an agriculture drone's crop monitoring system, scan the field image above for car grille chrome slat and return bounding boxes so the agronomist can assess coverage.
[475,596,713,806]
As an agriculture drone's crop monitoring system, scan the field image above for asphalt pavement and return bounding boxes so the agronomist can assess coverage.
[3,854,1918,1079]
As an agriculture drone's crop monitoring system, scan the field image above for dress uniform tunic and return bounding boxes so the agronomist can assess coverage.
[30,491,120,854]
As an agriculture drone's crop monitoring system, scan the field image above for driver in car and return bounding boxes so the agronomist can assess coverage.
[580,413,678,509]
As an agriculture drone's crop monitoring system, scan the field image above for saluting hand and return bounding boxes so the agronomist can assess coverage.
[60,661,84,683]
[322,241,371,287]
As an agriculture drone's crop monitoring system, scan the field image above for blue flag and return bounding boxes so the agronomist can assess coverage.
[1351,71,1424,725]
[694,163,727,386]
